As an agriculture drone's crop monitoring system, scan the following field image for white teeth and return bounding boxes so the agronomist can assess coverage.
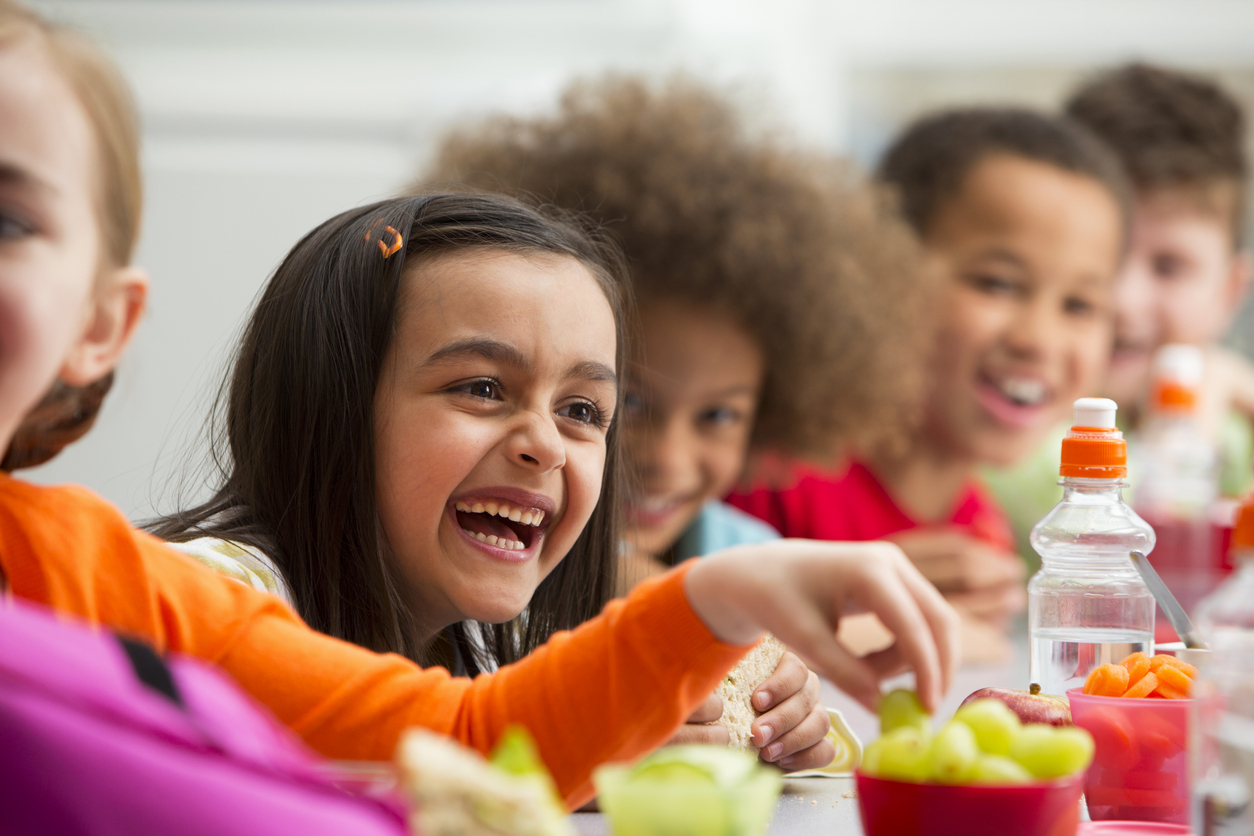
[465,530,522,550]
[453,500,546,526]
[999,377,1047,406]
[636,496,678,513]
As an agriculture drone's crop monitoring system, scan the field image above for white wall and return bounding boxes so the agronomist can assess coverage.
[25,0,1254,518]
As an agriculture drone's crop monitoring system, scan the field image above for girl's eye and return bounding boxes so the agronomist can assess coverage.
[457,379,501,400]
[558,400,607,428]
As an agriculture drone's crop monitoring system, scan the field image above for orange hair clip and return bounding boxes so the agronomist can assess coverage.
[364,222,403,258]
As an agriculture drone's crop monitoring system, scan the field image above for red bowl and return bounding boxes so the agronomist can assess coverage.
[855,771,1084,836]
[1067,688,1191,825]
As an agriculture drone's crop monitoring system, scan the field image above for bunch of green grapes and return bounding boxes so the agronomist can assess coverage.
[860,690,1093,785]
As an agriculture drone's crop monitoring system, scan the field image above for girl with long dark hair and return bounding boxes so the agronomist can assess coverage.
[151,193,626,674]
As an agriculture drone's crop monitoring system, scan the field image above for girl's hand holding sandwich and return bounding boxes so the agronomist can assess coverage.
[669,651,833,771]
[684,540,960,715]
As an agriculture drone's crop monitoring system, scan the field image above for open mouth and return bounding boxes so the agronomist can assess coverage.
[452,499,548,552]
[624,493,694,529]
[975,371,1055,429]
[989,374,1049,408]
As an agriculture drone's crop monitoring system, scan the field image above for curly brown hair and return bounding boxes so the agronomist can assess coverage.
[419,76,925,462]
[1065,63,1247,241]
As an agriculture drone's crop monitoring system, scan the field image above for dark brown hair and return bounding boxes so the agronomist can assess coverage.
[421,76,925,463]
[1066,63,1247,242]
[0,0,143,471]
[878,107,1132,240]
[150,193,627,669]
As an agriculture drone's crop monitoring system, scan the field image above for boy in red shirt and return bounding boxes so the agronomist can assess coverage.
[731,109,1128,660]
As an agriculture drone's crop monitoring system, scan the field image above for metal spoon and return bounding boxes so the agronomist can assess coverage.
[1129,550,1208,650]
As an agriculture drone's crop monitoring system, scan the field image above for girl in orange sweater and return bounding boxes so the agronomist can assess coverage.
[0,0,958,810]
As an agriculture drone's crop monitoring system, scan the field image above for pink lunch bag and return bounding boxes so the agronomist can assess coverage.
[0,597,409,835]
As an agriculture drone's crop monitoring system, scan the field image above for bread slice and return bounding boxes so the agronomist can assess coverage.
[396,729,572,836]
[714,635,786,754]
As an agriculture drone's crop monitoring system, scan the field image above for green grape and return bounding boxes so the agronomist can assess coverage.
[1010,725,1095,779]
[874,727,930,783]
[859,738,885,777]
[968,754,1034,785]
[927,720,978,784]
[953,699,1021,756]
[878,689,931,737]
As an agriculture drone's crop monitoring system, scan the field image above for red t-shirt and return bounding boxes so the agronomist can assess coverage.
[727,460,1013,551]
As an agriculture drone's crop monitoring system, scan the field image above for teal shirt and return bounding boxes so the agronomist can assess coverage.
[672,500,780,561]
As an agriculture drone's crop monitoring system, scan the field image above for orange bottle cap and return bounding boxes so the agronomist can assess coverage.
[1152,380,1198,411]
[1234,494,1254,549]
[1059,397,1126,479]
[1150,344,1203,413]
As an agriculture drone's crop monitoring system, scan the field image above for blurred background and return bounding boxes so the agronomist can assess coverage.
[27,0,1254,519]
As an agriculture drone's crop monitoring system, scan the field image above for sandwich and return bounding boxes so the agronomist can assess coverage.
[713,635,786,754]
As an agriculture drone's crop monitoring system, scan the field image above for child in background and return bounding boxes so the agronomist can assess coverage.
[1066,63,1254,499]
[731,109,1130,660]
[422,77,922,594]
[0,1,962,805]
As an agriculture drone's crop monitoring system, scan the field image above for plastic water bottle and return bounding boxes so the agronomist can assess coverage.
[1028,398,1156,697]
[1191,494,1254,834]
[1132,344,1221,619]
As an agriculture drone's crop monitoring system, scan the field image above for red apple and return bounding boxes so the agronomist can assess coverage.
[960,683,1072,727]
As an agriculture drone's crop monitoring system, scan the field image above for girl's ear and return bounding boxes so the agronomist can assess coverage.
[58,265,149,387]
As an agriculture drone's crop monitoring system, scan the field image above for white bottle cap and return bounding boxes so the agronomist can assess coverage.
[1073,397,1118,429]
[1153,343,1205,386]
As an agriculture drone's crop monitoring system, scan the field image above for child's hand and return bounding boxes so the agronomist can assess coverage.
[888,527,1026,625]
[684,540,959,714]
[750,652,833,771]
[667,693,730,746]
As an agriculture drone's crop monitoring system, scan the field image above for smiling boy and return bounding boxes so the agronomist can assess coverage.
[1067,63,1254,498]
[730,109,1130,660]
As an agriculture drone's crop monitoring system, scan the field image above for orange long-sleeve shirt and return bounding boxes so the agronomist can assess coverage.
[0,474,750,807]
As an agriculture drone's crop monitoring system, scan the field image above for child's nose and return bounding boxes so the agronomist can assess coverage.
[1005,299,1053,358]
[510,411,566,471]
[639,418,698,483]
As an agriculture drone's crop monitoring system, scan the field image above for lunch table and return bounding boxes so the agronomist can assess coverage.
[571,621,1028,835]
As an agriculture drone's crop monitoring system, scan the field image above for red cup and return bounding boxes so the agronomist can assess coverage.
[1067,688,1191,825]
[855,771,1084,836]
